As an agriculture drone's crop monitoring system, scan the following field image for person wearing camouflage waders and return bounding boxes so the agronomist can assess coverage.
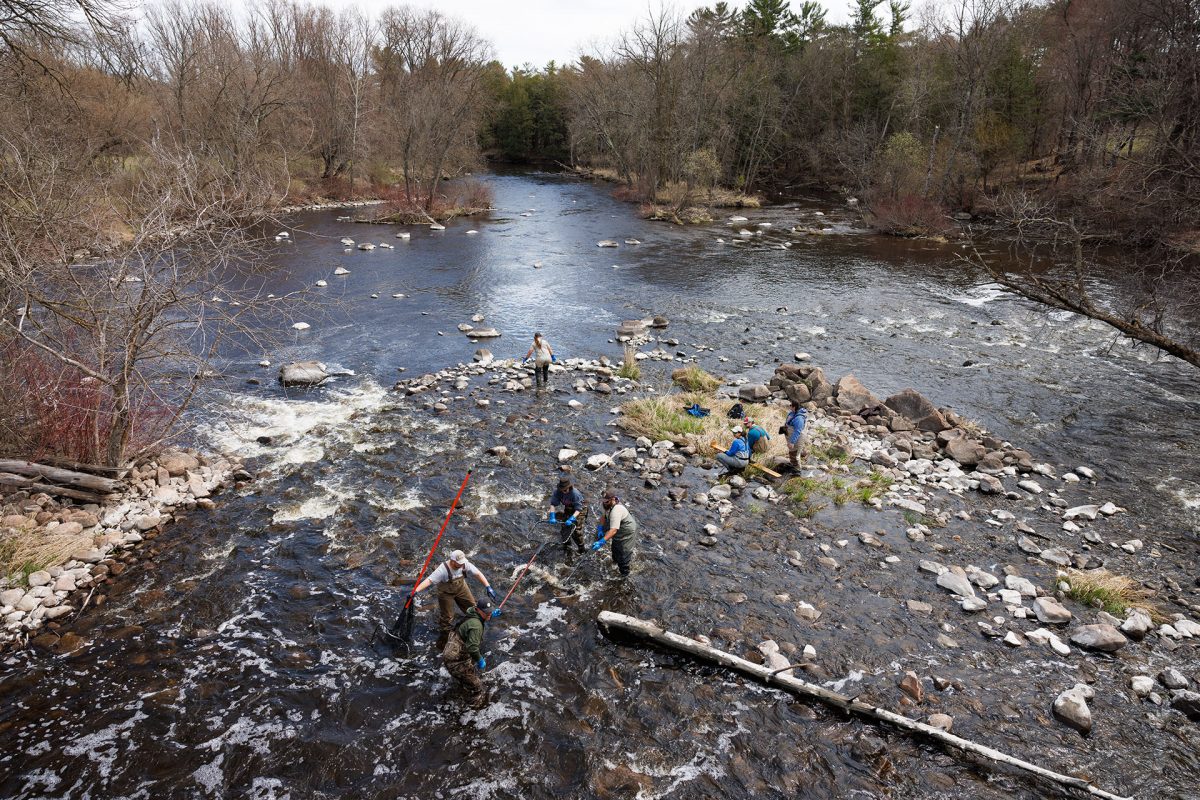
[442,600,493,707]
[591,489,639,577]
[411,549,497,632]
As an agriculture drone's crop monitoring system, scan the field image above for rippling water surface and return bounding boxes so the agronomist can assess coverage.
[1,172,1198,799]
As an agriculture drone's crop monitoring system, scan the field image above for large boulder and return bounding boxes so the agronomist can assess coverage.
[834,374,880,412]
[468,327,502,339]
[944,437,986,467]
[1070,624,1127,653]
[279,361,329,386]
[158,450,199,476]
[884,388,950,432]
[805,368,834,402]
[738,384,771,402]
[1172,690,1200,722]
[616,320,648,339]
[785,382,811,404]
[1033,597,1073,625]
[1053,684,1094,735]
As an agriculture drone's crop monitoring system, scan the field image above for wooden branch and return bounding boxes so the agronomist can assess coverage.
[0,460,123,494]
[597,612,1131,800]
[0,473,107,504]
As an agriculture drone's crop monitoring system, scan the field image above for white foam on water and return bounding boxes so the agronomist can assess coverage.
[445,773,520,799]
[470,479,541,517]
[249,777,290,800]
[198,380,392,471]
[20,768,61,794]
[461,699,524,729]
[947,283,1009,307]
[369,486,424,512]
[271,495,340,524]
[192,755,224,796]
[62,705,147,784]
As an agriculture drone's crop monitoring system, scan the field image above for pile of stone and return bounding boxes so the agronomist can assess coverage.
[393,357,640,413]
[0,449,238,649]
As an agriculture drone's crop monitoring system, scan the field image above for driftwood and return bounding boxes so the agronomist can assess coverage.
[0,460,123,495]
[597,611,1130,800]
[707,443,783,478]
[0,472,107,504]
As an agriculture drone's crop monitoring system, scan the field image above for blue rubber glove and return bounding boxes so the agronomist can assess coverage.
[476,657,486,670]
[486,586,497,601]
[548,511,558,524]
[491,608,502,619]
[565,514,577,526]
[551,354,557,363]
[595,523,605,540]
[591,539,605,551]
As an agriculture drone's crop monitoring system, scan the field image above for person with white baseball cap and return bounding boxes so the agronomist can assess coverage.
[715,424,750,474]
[412,548,496,632]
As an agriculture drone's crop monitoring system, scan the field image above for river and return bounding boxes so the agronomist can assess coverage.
[1,171,1198,799]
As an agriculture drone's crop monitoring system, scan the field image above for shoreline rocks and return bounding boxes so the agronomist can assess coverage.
[0,449,237,650]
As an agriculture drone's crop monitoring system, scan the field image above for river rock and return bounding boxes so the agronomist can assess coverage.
[936,571,975,598]
[0,588,23,606]
[1063,504,1100,521]
[834,374,879,412]
[557,448,578,462]
[709,484,732,501]
[884,389,949,432]
[473,349,493,363]
[1053,684,1094,734]
[1131,676,1155,697]
[945,437,986,467]
[586,454,612,470]
[1033,597,1073,625]
[53,574,76,592]
[159,451,199,476]
[926,713,953,732]
[1017,479,1043,494]
[738,384,770,402]
[1070,624,1127,653]
[27,570,51,587]
[279,360,329,386]
[961,597,987,612]
[469,327,501,338]
[1172,690,1200,721]
[1159,668,1190,690]
[1005,575,1037,597]
[899,672,923,702]
[1121,610,1153,641]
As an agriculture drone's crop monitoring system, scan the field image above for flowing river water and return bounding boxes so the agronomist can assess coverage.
[1,172,1198,799]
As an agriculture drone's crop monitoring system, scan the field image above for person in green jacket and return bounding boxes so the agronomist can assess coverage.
[442,600,494,707]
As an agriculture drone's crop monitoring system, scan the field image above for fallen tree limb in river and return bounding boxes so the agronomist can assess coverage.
[597,611,1131,800]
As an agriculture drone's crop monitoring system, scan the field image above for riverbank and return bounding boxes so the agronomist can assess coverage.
[0,450,241,652]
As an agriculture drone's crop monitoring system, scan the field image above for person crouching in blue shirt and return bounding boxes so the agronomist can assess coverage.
[716,425,751,474]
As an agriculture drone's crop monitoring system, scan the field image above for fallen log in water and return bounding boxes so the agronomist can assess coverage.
[597,611,1130,800]
[0,460,123,495]
[0,472,107,504]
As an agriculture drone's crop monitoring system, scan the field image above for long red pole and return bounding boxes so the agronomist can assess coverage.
[403,468,472,610]
[497,541,549,610]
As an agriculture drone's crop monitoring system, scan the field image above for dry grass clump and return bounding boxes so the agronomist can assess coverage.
[1062,568,1165,622]
[0,524,95,585]
[672,366,722,393]
[618,391,789,460]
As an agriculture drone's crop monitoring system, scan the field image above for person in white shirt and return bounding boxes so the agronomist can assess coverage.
[591,490,639,577]
[523,332,555,387]
[412,549,496,631]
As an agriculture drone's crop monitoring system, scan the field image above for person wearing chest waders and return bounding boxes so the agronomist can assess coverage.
[411,549,497,633]
[523,331,555,387]
[783,400,809,467]
[744,418,771,458]
[443,600,493,708]
[715,425,750,474]
[591,490,638,577]
[547,476,587,551]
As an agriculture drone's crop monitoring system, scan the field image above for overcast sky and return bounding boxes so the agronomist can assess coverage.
[309,0,857,71]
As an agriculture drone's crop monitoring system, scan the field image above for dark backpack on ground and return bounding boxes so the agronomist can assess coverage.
[727,403,744,419]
